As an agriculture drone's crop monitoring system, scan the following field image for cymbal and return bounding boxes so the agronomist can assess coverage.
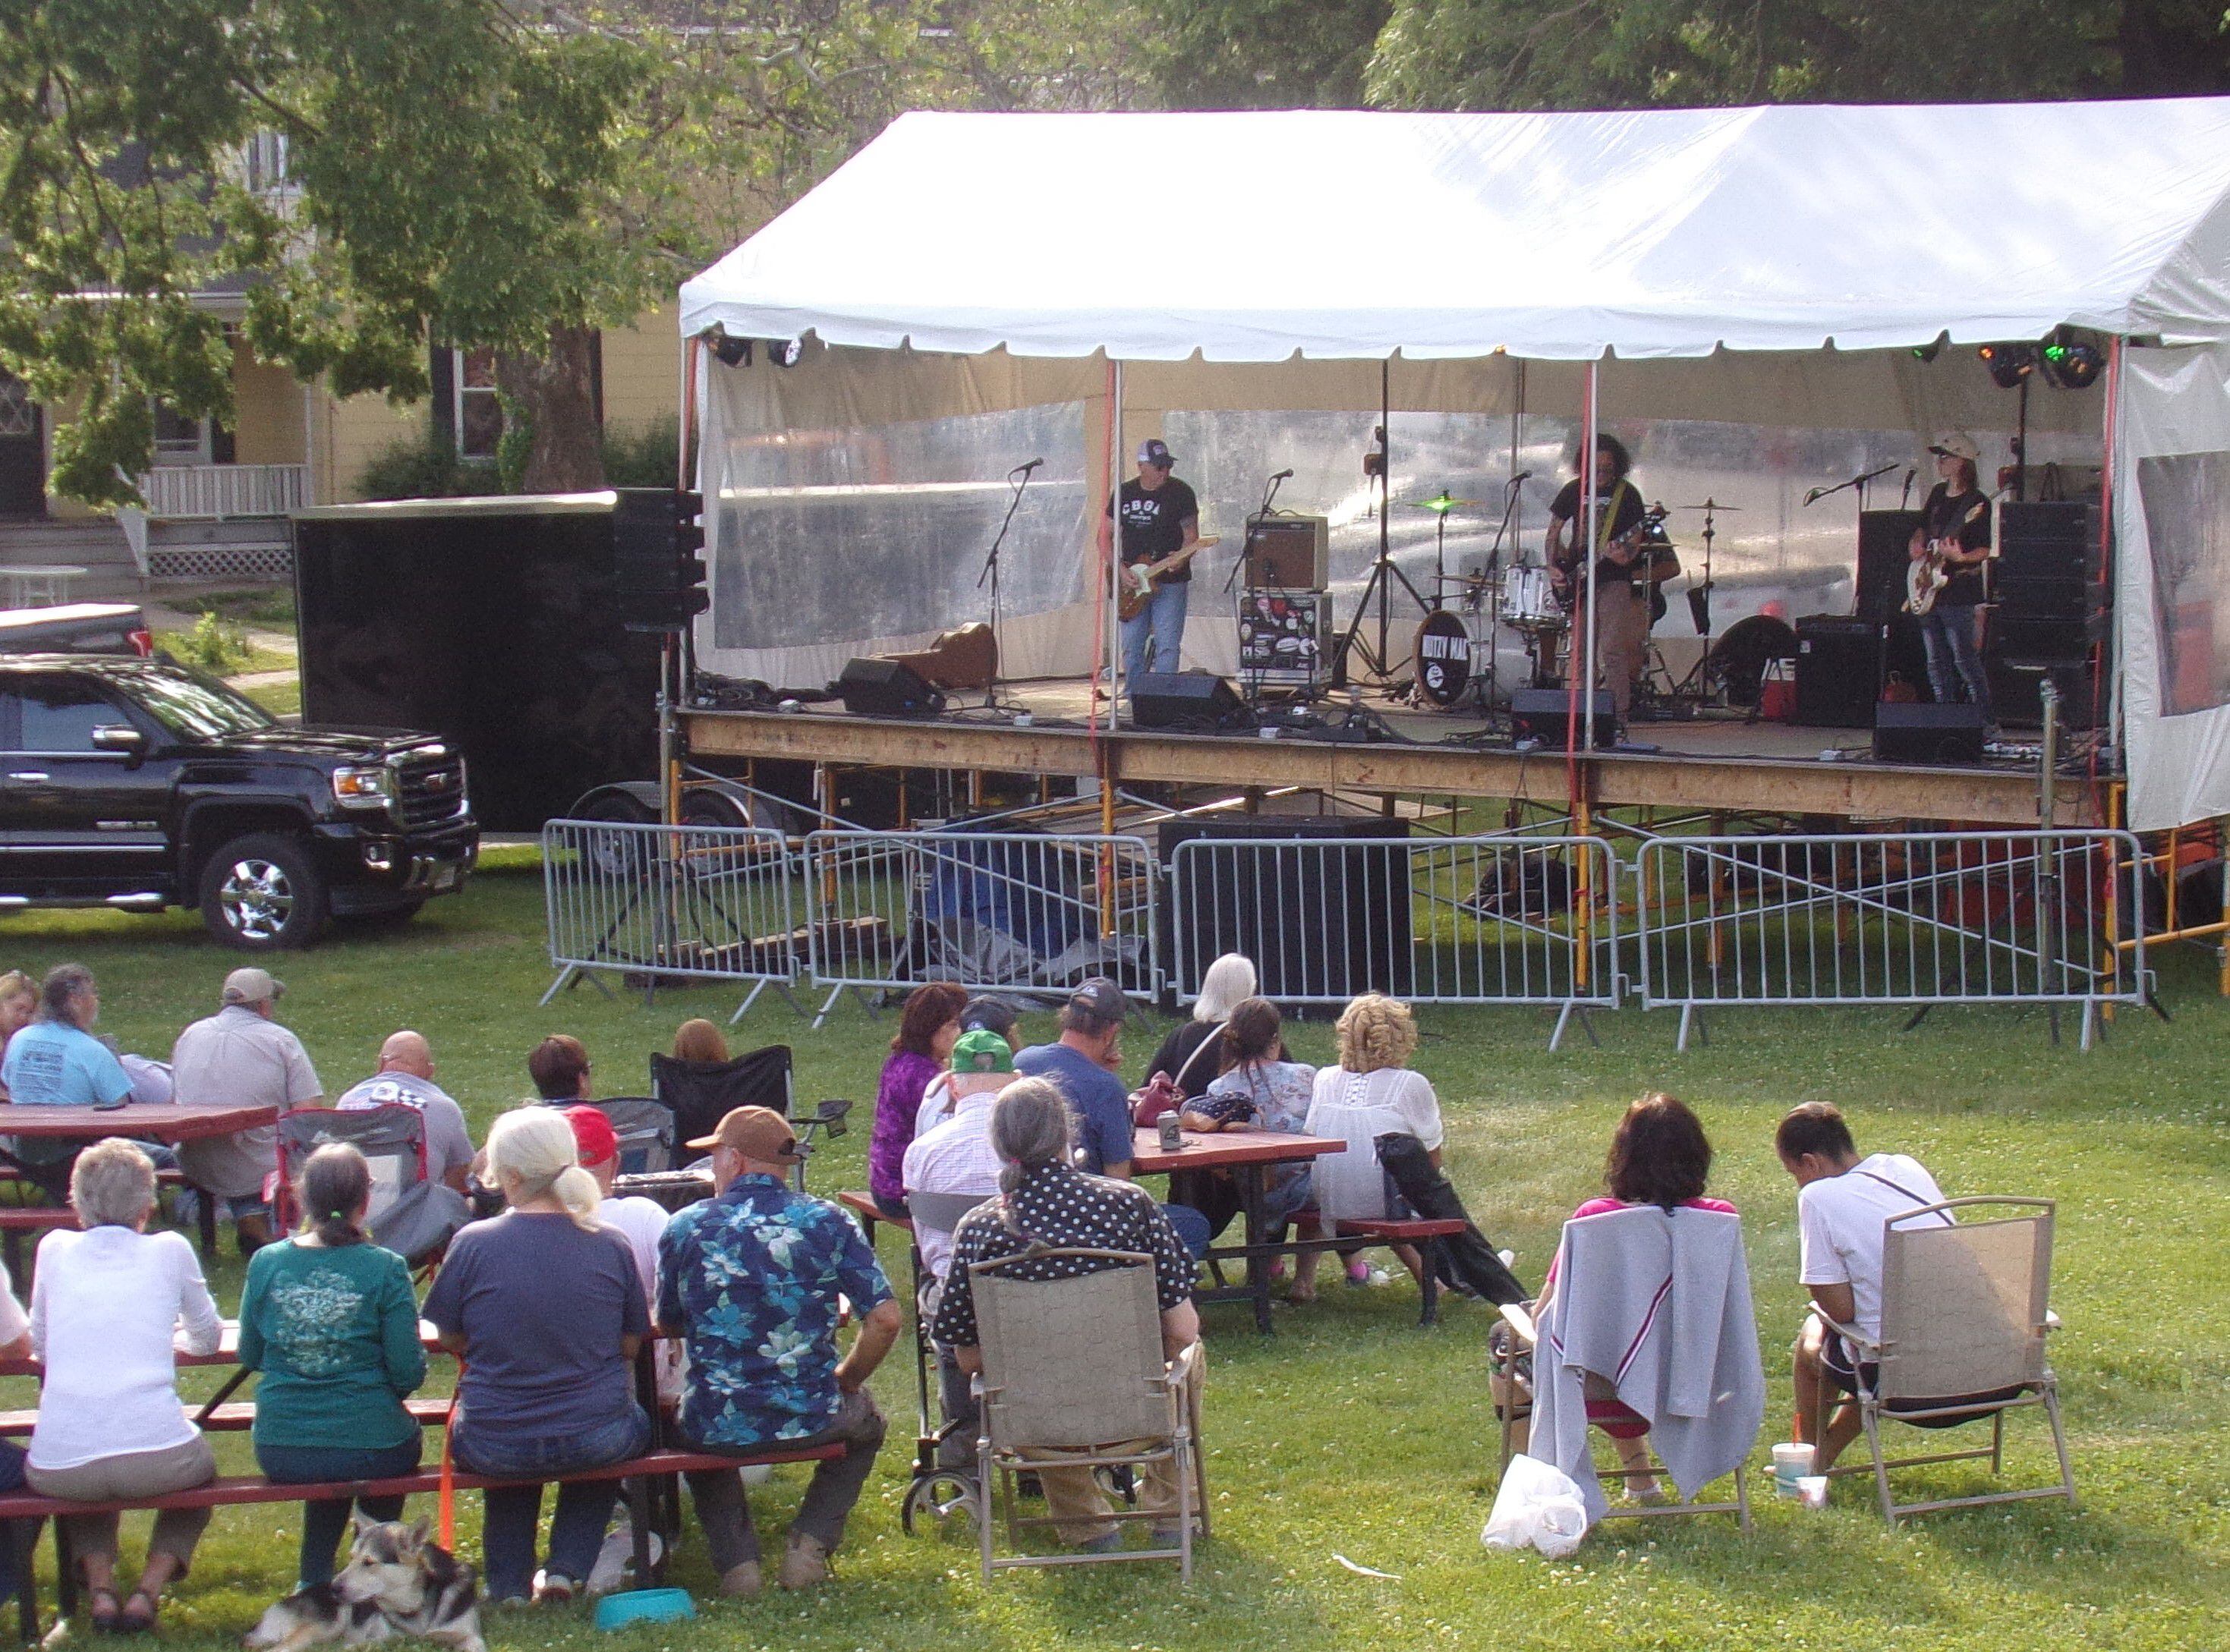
[1680,499,1743,511]
[1401,492,1481,514]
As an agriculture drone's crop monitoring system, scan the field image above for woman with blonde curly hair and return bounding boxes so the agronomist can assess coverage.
[1302,994,1444,1291]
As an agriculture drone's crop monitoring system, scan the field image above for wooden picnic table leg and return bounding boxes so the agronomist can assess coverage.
[10,1516,39,1646]
[191,1178,218,1262]
[1236,1165,1274,1336]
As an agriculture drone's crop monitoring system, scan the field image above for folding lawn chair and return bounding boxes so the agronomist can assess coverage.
[897,1188,996,1535]
[650,1045,851,1186]
[591,1096,677,1176]
[274,1106,466,1269]
[1813,1196,2076,1524]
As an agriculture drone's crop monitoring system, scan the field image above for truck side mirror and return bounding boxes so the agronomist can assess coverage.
[90,724,146,766]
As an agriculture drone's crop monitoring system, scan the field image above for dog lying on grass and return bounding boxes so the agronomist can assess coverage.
[243,1518,484,1652]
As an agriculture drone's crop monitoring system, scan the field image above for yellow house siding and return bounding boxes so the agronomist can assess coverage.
[600,307,678,434]
[321,389,426,504]
[230,338,305,467]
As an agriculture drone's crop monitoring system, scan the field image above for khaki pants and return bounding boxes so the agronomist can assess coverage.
[1020,1345,1206,1546]
[1594,579,1649,720]
[27,1434,217,1576]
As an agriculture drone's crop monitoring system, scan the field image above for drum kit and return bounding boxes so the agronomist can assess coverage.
[1400,491,1737,716]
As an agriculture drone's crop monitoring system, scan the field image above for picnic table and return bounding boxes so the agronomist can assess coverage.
[1129,1124,1347,1334]
[0,1100,282,1259]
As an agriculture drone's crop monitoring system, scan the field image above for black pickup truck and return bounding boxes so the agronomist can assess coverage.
[1,655,477,949]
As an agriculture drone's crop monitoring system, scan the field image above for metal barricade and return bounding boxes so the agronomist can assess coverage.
[802,829,1159,1025]
[1633,829,2146,1049]
[540,820,801,1021]
[1166,834,1620,1047]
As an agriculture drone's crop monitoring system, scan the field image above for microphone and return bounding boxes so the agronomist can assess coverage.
[1268,467,1294,482]
[1802,486,1825,507]
[1013,458,1044,474]
[1510,469,1533,484]
[1901,466,1917,508]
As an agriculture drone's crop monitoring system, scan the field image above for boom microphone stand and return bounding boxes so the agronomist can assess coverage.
[977,458,1041,708]
[1334,362,1431,687]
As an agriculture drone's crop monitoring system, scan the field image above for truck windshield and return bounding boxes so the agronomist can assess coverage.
[132,668,277,741]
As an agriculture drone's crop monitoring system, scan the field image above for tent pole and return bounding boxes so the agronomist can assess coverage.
[2102,335,2124,804]
[1112,357,1125,717]
[1580,360,1602,762]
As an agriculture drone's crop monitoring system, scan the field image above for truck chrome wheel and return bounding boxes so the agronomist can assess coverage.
[217,856,295,942]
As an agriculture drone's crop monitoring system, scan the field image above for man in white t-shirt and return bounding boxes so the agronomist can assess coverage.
[334,1031,475,1191]
[1776,1102,1951,1469]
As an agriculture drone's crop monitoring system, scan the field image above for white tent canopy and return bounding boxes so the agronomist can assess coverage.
[680,101,2230,363]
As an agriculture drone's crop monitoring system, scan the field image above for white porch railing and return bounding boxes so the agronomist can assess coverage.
[137,463,307,520]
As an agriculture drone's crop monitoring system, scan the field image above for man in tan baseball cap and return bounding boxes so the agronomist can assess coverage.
[685,1105,806,1173]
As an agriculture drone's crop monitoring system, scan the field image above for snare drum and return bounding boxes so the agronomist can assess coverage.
[1413,609,1482,709]
[1500,565,1566,630]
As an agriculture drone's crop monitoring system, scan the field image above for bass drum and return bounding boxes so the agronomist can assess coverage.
[1412,609,1478,708]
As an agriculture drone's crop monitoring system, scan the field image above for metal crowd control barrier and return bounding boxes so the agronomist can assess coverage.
[1166,834,1620,1048]
[802,829,1159,1027]
[541,819,801,1021]
[1633,829,2146,1049]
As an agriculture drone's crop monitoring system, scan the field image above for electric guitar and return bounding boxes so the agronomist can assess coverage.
[1117,537,1219,621]
[1551,506,1672,601]
[1904,499,1989,616]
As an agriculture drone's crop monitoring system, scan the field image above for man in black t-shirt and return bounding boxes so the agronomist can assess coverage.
[1907,430,1994,725]
[1104,438,1201,688]
[1545,433,1649,719]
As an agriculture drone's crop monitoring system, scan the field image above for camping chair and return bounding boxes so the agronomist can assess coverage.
[897,1189,996,1535]
[970,1247,1206,1581]
[273,1106,468,1270]
[1489,1207,1757,1532]
[591,1096,677,1176]
[1812,1196,2075,1525]
[649,1046,852,1186]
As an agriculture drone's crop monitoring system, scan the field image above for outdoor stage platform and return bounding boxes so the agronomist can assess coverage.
[682,676,2108,829]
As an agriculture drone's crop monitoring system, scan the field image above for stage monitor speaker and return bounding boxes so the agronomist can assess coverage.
[1129,671,1246,730]
[1159,816,1412,1000]
[1509,687,1617,749]
[1874,700,1987,765]
[835,657,943,717]
[1243,514,1331,590]
[1794,615,1882,728]
[1857,511,1924,622]
[1986,657,2105,729]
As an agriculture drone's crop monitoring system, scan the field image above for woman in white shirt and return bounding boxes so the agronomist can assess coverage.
[26,1138,223,1634]
[1302,994,1444,1294]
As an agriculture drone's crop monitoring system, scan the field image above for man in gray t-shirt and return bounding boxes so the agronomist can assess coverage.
[334,1030,476,1191]
[170,968,322,1250]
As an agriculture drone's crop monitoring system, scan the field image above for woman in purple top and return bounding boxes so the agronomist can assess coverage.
[868,982,968,1216]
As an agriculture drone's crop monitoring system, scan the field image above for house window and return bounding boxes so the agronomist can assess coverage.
[151,403,210,465]
[454,348,503,460]
[242,131,291,195]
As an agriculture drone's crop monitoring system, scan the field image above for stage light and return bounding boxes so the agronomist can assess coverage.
[1978,342,2036,389]
[2041,336,2104,390]
[707,331,752,368]
[764,338,805,367]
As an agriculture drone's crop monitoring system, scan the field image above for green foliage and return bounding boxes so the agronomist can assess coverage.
[600,414,681,489]
[492,389,534,496]
[1140,0,1391,108]
[354,432,494,502]
[173,611,252,673]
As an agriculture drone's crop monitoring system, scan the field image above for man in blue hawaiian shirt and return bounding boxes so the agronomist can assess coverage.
[657,1106,899,1596]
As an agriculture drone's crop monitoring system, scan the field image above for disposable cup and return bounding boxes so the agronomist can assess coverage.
[1796,1474,1830,1510]
[1770,1442,1815,1493]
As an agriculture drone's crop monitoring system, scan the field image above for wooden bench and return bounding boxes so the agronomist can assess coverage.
[0,1396,457,1440]
[836,1188,912,1245]
[0,1208,76,1292]
[1290,1209,1472,1326]
[0,1443,844,1640]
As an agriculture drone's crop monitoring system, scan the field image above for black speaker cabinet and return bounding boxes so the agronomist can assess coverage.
[1882,612,1930,702]
[1794,615,1881,728]
[1873,701,1987,764]
[1129,672,1245,730]
[1510,687,1617,749]
[1857,511,1924,622]
[1992,611,2105,667]
[1158,816,1413,1001]
[1986,606,2109,729]
[836,657,943,717]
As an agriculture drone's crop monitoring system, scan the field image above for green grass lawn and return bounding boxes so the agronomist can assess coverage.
[4,861,2226,1650]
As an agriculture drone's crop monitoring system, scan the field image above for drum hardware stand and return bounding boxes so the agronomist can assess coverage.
[975,458,1041,710]
[1334,365,1431,688]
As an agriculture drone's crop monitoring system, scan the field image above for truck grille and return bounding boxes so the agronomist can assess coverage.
[395,754,468,829]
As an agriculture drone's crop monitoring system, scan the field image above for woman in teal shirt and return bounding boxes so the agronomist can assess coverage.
[239,1144,428,1587]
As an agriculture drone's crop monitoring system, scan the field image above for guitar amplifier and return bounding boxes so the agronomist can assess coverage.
[1794,615,1881,728]
[1243,514,1330,590]
[1236,590,1331,687]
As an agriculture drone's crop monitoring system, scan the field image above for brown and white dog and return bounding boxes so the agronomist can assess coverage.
[243,1518,484,1652]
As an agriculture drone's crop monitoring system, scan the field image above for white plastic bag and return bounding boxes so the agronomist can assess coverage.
[1481,1452,1590,1558]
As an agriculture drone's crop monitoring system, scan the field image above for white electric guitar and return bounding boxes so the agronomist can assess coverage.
[1904,499,1988,617]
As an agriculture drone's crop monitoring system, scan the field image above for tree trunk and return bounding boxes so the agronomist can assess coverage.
[496,324,604,493]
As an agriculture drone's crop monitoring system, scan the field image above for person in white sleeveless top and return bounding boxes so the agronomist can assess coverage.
[1302,994,1444,1295]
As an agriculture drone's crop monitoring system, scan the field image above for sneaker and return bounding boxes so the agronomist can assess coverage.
[531,1572,577,1606]
[1075,1531,1122,1554]
[776,1534,831,1591]
[1345,1257,1373,1285]
[584,1525,663,1596]
[719,1560,763,1600]
[1347,1263,1390,1288]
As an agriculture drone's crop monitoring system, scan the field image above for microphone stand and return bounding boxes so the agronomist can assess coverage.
[1479,472,1526,714]
[1227,470,1287,706]
[977,461,1037,709]
[1803,462,1898,511]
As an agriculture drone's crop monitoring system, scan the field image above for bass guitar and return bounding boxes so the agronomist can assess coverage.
[1118,536,1219,621]
[1904,498,1989,617]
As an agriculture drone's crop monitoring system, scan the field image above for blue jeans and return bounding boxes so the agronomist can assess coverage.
[1919,604,1991,723]
[1122,579,1189,685]
[0,1442,24,1607]
[452,1405,650,1601]
[1161,1201,1212,1260]
[257,1433,424,1589]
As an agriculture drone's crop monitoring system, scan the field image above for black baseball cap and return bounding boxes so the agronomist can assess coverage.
[1067,977,1128,1019]
[1137,439,1175,470]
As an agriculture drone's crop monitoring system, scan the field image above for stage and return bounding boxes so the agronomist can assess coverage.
[682,675,2109,828]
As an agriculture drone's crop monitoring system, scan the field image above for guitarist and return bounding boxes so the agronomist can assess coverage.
[1107,437,1202,690]
[1546,433,1649,720]
[1909,431,1993,726]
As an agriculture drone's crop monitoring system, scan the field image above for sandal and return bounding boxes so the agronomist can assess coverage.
[84,1587,121,1634]
[118,1591,159,1634]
